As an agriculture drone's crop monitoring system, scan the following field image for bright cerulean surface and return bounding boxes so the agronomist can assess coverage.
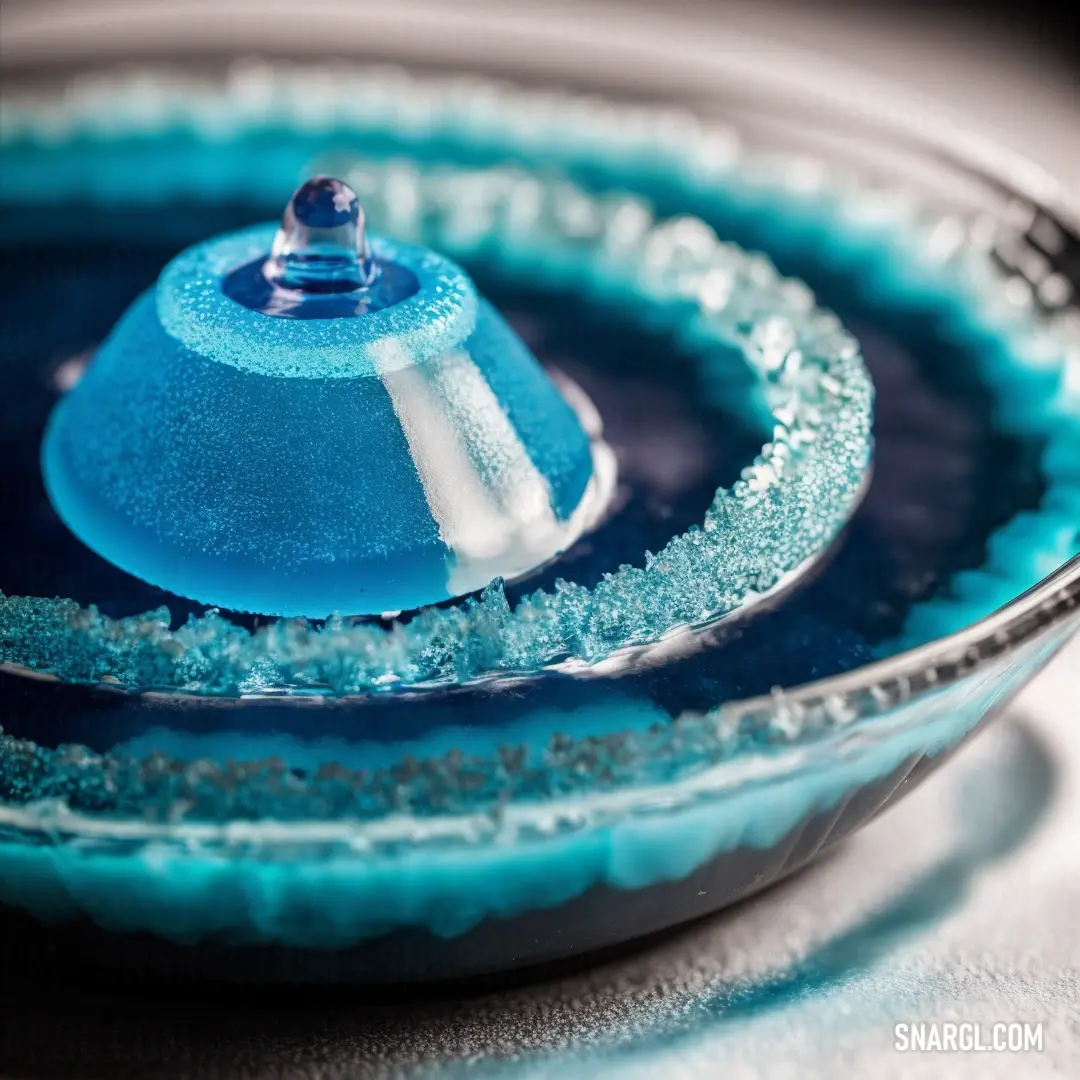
[0,127,1074,691]
[40,178,601,617]
[0,73,1077,973]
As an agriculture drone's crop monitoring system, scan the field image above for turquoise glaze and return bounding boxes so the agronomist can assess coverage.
[41,221,602,617]
[1,76,1079,953]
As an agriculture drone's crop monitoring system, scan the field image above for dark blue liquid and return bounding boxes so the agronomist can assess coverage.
[222,255,419,319]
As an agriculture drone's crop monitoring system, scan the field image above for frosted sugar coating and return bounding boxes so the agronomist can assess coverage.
[158,227,477,378]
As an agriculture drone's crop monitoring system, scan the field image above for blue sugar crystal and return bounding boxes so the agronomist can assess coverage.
[41,179,605,617]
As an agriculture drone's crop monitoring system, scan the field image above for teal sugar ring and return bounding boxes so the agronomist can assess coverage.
[0,164,874,694]
[158,227,478,378]
[0,69,1076,831]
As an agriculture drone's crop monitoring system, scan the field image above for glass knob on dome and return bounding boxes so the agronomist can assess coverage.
[264,175,378,293]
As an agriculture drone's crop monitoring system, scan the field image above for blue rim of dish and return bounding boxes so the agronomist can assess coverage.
[0,69,1077,834]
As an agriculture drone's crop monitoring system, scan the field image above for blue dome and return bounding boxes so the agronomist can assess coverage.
[42,188,608,617]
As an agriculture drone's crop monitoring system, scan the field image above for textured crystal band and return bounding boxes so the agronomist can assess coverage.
[0,68,1076,836]
[0,160,874,694]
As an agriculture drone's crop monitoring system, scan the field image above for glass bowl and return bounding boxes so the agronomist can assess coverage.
[0,5,1078,986]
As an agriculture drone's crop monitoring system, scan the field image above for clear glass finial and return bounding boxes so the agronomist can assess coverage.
[264,176,378,293]
[224,175,417,320]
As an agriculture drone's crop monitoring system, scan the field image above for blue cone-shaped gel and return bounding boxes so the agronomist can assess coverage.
[42,178,609,617]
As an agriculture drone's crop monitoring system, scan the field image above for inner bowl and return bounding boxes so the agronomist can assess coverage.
[0,26,1078,985]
